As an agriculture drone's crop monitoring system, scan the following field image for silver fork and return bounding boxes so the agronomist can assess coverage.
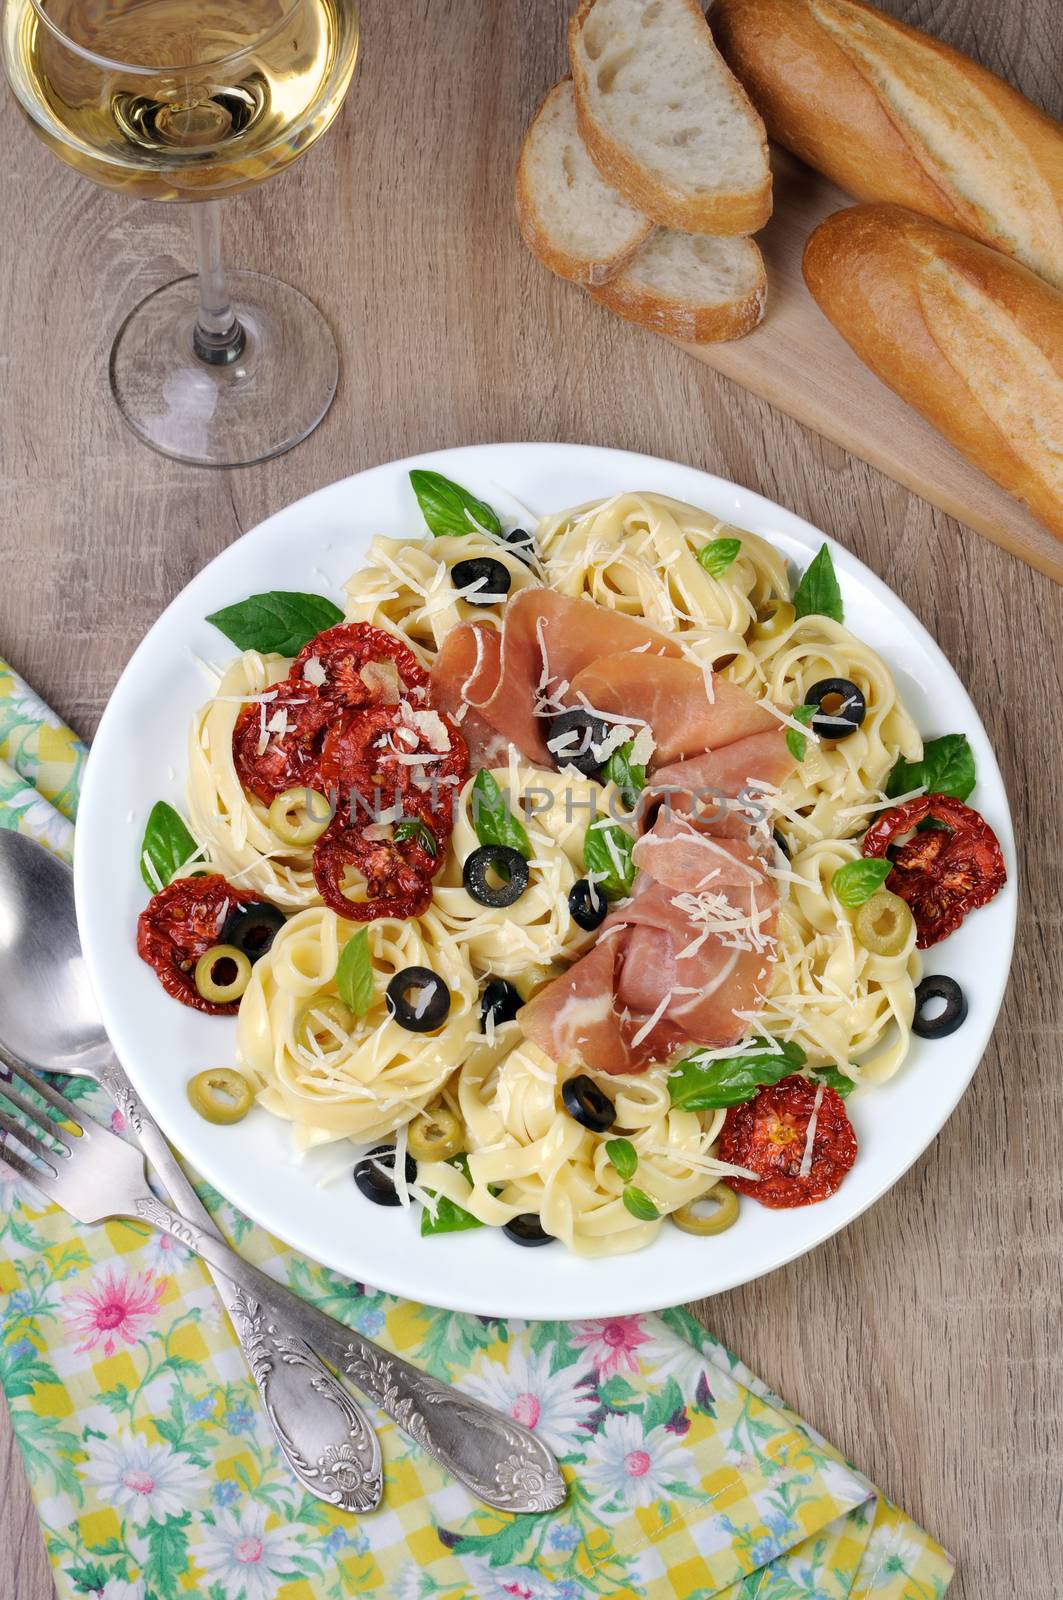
[0,1054,566,1514]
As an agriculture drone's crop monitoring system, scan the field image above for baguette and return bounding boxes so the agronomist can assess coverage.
[590,228,766,340]
[713,0,1063,289]
[569,0,771,236]
[802,204,1063,544]
[515,79,655,288]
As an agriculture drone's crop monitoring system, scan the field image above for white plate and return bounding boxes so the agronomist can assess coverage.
[75,443,1016,1318]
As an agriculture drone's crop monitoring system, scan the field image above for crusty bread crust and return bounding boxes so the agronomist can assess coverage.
[803,204,1063,544]
[590,242,767,341]
[714,0,1063,288]
[569,0,772,236]
[515,80,655,288]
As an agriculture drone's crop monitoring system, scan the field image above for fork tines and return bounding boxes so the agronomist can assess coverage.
[0,1043,81,1177]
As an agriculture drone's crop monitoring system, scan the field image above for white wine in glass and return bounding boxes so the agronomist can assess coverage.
[2,0,360,463]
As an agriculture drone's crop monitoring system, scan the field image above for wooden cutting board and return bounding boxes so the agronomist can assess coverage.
[679,150,1063,586]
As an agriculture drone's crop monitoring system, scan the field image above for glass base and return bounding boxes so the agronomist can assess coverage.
[109,271,339,467]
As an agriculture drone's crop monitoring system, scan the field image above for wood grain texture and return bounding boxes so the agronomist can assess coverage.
[0,1,1060,1596]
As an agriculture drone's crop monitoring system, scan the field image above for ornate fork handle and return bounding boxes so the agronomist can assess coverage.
[99,1063,382,1512]
[134,1192,566,1514]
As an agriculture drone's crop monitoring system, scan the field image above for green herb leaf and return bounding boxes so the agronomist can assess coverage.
[583,817,636,898]
[471,769,532,859]
[205,591,343,656]
[605,1137,638,1181]
[885,733,976,803]
[696,536,742,578]
[140,801,200,892]
[622,1186,660,1221]
[668,1039,807,1111]
[409,469,502,539]
[786,703,816,762]
[393,818,438,858]
[831,857,893,907]
[602,740,646,812]
[335,928,374,1016]
[420,1156,484,1236]
[792,544,844,623]
[810,1066,857,1099]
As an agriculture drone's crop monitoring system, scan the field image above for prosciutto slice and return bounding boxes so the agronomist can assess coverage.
[567,654,778,768]
[644,729,797,836]
[429,591,679,767]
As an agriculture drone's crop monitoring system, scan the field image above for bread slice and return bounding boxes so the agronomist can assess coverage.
[568,0,771,235]
[516,79,655,287]
[589,228,766,339]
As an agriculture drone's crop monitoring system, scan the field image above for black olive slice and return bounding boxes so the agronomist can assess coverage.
[353,1144,418,1206]
[504,527,536,564]
[502,1213,554,1247]
[221,901,286,963]
[772,828,791,861]
[805,677,867,741]
[385,966,451,1032]
[568,877,607,931]
[451,557,512,605]
[561,1073,616,1133]
[463,845,530,908]
[547,708,611,779]
[912,975,968,1039]
[480,978,523,1032]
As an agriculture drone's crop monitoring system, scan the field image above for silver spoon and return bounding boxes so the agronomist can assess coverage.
[0,829,383,1512]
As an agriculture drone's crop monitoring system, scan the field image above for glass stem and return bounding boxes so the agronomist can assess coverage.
[191,201,245,366]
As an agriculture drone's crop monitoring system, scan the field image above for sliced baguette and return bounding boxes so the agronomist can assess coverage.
[590,228,766,340]
[569,0,771,236]
[516,78,655,287]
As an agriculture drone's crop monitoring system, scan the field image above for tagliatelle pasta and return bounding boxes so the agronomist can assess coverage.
[131,478,997,1257]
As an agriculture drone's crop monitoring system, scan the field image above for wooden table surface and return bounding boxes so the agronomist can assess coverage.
[2,1,1061,1595]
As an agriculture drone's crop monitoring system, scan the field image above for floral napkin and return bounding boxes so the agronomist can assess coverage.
[0,655,954,1600]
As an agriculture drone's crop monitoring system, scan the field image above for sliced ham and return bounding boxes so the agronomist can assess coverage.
[567,654,777,768]
[518,936,630,1076]
[429,591,679,767]
[643,729,796,836]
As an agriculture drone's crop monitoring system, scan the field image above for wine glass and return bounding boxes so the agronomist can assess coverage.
[1,0,360,465]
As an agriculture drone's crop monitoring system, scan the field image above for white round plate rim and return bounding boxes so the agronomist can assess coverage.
[75,442,1016,1319]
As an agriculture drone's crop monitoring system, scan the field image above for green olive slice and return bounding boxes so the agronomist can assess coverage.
[406,1106,464,1162]
[854,889,914,957]
[295,995,356,1056]
[194,944,252,1005]
[750,599,796,641]
[269,787,333,846]
[671,1184,740,1236]
[187,1067,254,1125]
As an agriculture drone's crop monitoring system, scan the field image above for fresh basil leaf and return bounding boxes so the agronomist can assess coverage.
[696,537,742,579]
[140,801,200,892]
[810,1066,857,1099]
[886,733,976,803]
[668,1039,807,1111]
[393,818,438,859]
[602,740,646,812]
[583,817,636,898]
[409,469,502,539]
[471,769,532,859]
[622,1186,660,1221]
[205,591,343,656]
[605,1138,638,1182]
[786,704,816,762]
[335,928,374,1016]
[792,544,844,623]
[420,1155,483,1236]
[831,857,893,908]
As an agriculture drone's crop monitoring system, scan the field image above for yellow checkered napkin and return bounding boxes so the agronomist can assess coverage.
[0,660,954,1600]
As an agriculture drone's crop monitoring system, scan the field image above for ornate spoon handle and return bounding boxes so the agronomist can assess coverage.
[131,1191,566,1514]
[98,1062,382,1512]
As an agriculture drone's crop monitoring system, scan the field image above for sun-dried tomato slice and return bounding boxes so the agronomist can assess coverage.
[320,704,468,838]
[232,680,334,804]
[137,874,264,1015]
[862,793,1006,948]
[313,817,436,922]
[719,1075,857,1208]
[291,623,428,708]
